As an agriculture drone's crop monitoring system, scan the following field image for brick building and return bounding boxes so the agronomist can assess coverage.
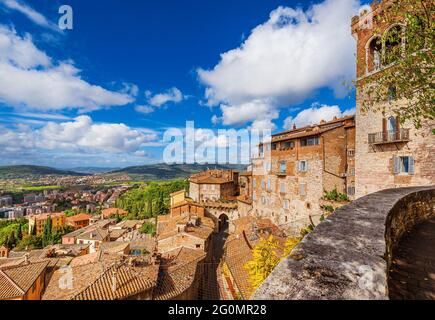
[251,116,356,234]
[189,169,239,203]
[66,213,92,230]
[27,212,66,236]
[351,1,435,198]
[157,191,214,254]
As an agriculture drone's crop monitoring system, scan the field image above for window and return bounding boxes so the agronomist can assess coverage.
[261,179,265,190]
[387,116,397,133]
[253,179,256,188]
[347,149,355,157]
[271,143,277,150]
[347,186,355,196]
[298,160,308,172]
[394,156,414,175]
[283,199,289,209]
[300,137,320,147]
[253,193,257,201]
[280,182,286,193]
[279,161,287,174]
[267,179,271,190]
[384,25,404,65]
[261,196,267,205]
[368,37,382,72]
[196,244,201,249]
[282,141,295,150]
[299,183,306,196]
[348,167,355,176]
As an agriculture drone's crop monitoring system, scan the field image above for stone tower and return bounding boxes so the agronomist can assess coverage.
[351,0,434,198]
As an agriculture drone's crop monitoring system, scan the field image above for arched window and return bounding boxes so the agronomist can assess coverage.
[384,25,404,65]
[368,36,382,72]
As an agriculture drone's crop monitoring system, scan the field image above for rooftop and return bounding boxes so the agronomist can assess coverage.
[0,260,49,299]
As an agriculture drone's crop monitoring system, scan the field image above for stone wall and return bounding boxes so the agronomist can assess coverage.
[253,186,435,300]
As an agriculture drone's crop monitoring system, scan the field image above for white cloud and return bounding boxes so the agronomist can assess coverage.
[198,0,359,129]
[135,87,185,114]
[149,87,184,107]
[135,105,154,114]
[0,116,159,155]
[0,0,59,31]
[283,104,355,129]
[0,25,134,112]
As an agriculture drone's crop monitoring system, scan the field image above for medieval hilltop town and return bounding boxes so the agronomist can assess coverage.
[0,0,434,300]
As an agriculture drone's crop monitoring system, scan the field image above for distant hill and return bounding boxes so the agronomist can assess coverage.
[0,165,86,179]
[69,167,121,174]
[110,163,247,181]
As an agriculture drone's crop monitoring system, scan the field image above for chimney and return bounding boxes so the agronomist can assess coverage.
[293,124,297,130]
[24,253,29,265]
[111,268,117,293]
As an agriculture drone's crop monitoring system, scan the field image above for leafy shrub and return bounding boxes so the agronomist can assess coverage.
[323,188,349,202]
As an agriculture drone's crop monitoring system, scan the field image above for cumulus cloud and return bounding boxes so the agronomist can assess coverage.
[0,25,134,112]
[135,105,154,114]
[0,0,59,31]
[149,87,183,107]
[135,87,185,114]
[198,0,359,129]
[0,116,159,155]
[283,104,355,129]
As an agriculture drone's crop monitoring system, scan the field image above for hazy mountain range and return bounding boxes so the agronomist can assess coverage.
[0,164,246,181]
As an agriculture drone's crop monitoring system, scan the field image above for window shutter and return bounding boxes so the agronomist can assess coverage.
[305,161,308,171]
[393,156,400,175]
[300,183,306,196]
[409,157,415,175]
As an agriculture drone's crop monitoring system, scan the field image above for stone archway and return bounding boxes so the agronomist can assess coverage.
[218,214,229,233]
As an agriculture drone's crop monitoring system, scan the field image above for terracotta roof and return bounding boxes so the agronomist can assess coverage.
[185,225,213,240]
[43,260,114,300]
[190,176,232,184]
[109,229,127,239]
[69,251,120,268]
[100,242,130,255]
[66,213,91,223]
[268,115,355,143]
[154,247,206,300]
[72,262,159,300]
[77,228,109,241]
[0,260,49,299]
[28,212,65,221]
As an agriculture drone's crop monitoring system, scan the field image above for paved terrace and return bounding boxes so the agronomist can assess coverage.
[253,186,435,300]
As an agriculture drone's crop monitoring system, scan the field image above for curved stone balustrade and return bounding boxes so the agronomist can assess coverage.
[253,186,435,300]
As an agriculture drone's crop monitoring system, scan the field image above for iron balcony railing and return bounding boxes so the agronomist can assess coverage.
[368,129,410,144]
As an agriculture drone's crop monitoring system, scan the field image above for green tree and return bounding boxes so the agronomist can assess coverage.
[42,216,53,247]
[361,0,434,131]
[139,221,156,236]
[6,231,16,249]
[15,224,22,241]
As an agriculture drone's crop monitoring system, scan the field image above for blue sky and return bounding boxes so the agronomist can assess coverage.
[0,0,369,168]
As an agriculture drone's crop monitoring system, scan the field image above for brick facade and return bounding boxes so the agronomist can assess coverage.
[352,1,435,198]
[251,117,355,235]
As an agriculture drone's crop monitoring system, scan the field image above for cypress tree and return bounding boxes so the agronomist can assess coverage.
[16,224,22,241]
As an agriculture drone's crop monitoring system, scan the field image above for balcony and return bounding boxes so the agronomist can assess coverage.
[368,129,410,145]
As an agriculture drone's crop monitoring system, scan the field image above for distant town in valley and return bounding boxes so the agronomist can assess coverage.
[0,0,433,303]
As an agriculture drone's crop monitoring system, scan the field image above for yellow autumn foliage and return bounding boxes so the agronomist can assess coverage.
[244,235,301,291]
